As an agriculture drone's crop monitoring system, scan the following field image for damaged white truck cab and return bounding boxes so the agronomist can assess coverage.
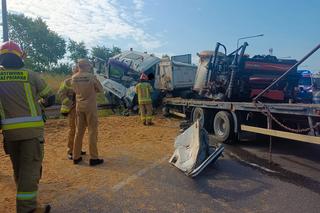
[102,50,160,109]
[97,50,197,110]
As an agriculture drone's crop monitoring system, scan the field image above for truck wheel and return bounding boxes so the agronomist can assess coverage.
[162,106,170,117]
[212,111,234,143]
[192,107,205,128]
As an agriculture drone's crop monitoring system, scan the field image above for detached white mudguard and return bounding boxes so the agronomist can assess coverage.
[169,120,224,177]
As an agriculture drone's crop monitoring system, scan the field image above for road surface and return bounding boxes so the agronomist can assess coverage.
[0,116,319,213]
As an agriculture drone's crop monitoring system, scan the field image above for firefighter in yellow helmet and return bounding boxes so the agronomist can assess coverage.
[135,73,154,125]
[71,58,104,166]
[0,41,54,213]
[57,65,86,160]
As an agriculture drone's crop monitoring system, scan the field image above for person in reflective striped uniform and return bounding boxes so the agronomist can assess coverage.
[57,65,85,160]
[135,73,154,125]
[0,41,54,213]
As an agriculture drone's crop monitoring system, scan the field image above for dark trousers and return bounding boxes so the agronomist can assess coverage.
[4,138,44,213]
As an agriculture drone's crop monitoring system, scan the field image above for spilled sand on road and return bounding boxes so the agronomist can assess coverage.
[0,115,180,212]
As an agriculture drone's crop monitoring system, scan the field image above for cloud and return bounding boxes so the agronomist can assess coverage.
[132,0,150,24]
[7,0,162,50]
[133,0,144,11]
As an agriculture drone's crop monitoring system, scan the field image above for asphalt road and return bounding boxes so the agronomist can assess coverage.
[51,138,320,213]
[35,109,320,212]
[224,137,320,194]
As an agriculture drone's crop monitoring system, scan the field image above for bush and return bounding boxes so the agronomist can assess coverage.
[40,73,67,92]
[50,63,73,75]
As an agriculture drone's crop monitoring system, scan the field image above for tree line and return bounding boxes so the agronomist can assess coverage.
[8,13,121,74]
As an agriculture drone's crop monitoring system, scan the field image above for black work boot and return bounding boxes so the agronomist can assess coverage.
[73,157,83,165]
[67,153,73,160]
[90,159,104,166]
[68,151,86,160]
[29,204,51,213]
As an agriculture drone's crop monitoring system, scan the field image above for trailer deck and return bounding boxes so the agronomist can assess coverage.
[163,98,320,145]
[164,98,320,117]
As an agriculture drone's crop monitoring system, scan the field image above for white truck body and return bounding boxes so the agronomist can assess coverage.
[155,57,197,91]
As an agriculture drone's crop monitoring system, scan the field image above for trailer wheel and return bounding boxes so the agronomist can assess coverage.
[162,106,170,117]
[192,107,205,128]
[212,111,234,143]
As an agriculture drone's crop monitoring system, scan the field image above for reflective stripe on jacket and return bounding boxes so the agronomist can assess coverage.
[57,78,75,114]
[0,69,52,141]
[135,82,153,104]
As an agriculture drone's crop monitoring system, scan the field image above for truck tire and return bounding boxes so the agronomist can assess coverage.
[192,107,206,128]
[162,106,170,117]
[131,95,139,113]
[212,111,235,143]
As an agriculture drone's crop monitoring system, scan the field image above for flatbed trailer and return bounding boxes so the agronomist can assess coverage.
[163,98,320,145]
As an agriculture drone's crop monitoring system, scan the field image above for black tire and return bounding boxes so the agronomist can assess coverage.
[191,107,206,128]
[105,92,121,106]
[162,106,170,117]
[212,111,235,143]
[130,95,139,113]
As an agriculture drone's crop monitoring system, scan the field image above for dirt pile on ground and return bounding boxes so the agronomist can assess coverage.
[0,115,180,212]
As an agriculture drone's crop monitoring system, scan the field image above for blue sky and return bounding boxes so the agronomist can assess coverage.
[3,0,320,71]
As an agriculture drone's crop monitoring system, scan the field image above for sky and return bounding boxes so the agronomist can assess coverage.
[1,0,320,71]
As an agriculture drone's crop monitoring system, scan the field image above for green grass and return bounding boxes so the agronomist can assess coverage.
[97,93,107,104]
[96,93,115,117]
[40,72,67,93]
[41,72,114,117]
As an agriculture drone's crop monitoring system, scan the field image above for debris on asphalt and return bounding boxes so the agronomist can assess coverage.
[169,120,224,177]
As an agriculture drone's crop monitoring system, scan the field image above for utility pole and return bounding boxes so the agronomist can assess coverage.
[2,0,9,42]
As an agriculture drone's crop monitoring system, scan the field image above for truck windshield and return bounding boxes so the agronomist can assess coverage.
[108,64,124,79]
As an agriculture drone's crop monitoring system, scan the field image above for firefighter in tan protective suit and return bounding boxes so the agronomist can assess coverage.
[135,73,154,125]
[57,65,86,160]
[71,59,104,166]
[0,41,54,213]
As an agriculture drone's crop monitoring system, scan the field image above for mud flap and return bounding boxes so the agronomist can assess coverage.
[169,120,224,177]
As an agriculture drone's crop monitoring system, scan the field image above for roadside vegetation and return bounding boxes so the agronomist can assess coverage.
[8,13,121,73]
[40,72,66,94]
[8,13,122,117]
[42,72,112,117]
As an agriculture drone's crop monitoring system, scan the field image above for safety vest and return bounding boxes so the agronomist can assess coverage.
[135,82,153,104]
[0,69,52,141]
[57,78,75,114]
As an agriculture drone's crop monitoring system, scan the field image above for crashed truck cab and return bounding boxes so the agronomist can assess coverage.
[101,50,197,110]
[102,50,160,109]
